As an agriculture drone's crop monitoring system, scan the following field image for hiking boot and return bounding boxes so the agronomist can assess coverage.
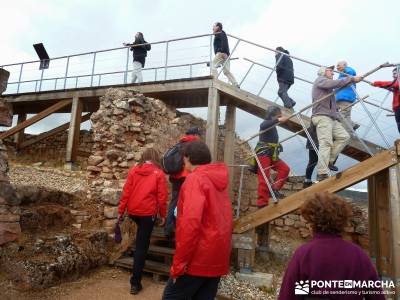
[130,284,143,295]
[316,174,329,182]
[328,163,338,172]
[272,189,285,199]
[303,180,313,188]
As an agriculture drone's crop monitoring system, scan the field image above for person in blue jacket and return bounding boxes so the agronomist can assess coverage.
[335,61,360,133]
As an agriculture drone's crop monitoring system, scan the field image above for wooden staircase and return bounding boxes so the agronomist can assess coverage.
[114,226,174,279]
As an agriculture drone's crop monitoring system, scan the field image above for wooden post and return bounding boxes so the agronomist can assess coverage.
[205,87,220,161]
[65,96,82,170]
[232,229,256,273]
[224,104,236,195]
[388,163,400,296]
[368,141,400,296]
[14,113,27,149]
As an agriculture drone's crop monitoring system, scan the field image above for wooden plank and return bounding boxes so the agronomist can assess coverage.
[224,104,236,192]
[65,96,82,164]
[132,245,175,256]
[19,113,91,150]
[115,256,170,274]
[14,113,27,149]
[233,148,398,233]
[0,99,72,140]
[215,80,382,162]
[205,87,220,161]
[3,76,213,103]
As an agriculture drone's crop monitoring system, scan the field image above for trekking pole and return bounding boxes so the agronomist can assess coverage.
[238,64,386,146]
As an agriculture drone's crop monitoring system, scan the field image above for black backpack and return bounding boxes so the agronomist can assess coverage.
[162,142,184,174]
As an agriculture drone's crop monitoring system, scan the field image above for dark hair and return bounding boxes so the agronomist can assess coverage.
[265,106,281,119]
[301,192,352,235]
[138,148,161,168]
[393,67,398,73]
[182,141,211,165]
[215,22,223,30]
[135,32,145,44]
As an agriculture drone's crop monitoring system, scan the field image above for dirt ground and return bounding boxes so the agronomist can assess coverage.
[0,267,165,300]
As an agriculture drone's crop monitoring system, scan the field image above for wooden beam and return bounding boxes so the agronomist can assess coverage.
[19,113,91,150]
[368,175,378,267]
[205,87,220,161]
[233,148,398,233]
[224,104,236,191]
[0,99,72,140]
[65,96,82,167]
[14,113,27,149]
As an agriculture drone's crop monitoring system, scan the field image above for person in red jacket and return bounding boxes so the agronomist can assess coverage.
[118,148,168,295]
[371,67,400,133]
[162,141,233,300]
[165,127,200,240]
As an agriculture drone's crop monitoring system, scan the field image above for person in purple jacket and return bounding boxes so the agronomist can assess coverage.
[279,192,385,300]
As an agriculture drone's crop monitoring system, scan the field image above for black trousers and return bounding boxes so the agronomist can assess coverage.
[305,149,318,180]
[278,81,295,107]
[165,177,185,238]
[162,275,221,300]
[130,215,155,286]
[395,107,400,134]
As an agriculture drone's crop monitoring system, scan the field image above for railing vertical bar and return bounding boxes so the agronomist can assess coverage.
[236,165,245,218]
[16,63,24,94]
[90,53,97,87]
[38,68,45,92]
[124,47,130,84]
[63,57,70,90]
[257,53,283,96]
[164,42,169,80]
[239,63,254,86]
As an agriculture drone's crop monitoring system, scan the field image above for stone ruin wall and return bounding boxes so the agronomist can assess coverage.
[1,88,369,249]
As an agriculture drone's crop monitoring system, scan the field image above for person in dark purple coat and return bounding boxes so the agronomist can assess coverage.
[279,192,385,300]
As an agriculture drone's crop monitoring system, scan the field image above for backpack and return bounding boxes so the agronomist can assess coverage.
[162,142,184,174]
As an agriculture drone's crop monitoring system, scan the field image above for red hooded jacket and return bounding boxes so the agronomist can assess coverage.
[170,163,233,278]
[170,134,200,180]
[118,162,168,218]
[372,80,400,112]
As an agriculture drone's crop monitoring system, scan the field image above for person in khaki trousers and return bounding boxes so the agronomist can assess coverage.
[211,22,239,87]
[311,65,362,181]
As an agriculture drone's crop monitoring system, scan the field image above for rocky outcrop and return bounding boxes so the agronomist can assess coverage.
[0,140,21,245]
[0,230,108,289]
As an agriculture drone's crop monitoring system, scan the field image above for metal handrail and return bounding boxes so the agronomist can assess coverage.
[0,33,216,68]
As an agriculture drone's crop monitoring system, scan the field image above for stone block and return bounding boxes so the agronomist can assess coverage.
[104,206,119,219]
[284,218,295,226]
[0,222,21,245]
[101,188,122,206]
[0,213,20,222]
[274,218,284,226]
[88,155,104,166]
[235,271,273,289]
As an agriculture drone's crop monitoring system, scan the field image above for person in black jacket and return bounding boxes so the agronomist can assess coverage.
[275,46,296,109]
[212,22,239,87]
[123,32,151,83]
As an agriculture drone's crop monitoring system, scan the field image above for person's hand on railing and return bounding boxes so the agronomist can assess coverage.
[351,76,363,83]
[278,116,289,123]
[122,42,129,46]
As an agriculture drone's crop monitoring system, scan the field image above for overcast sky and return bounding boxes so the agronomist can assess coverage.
[1,0,399,185]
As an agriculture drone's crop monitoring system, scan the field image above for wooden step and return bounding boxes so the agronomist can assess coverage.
[115,256,170,275]
[151,226,168,239]
[133,245,175,256]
